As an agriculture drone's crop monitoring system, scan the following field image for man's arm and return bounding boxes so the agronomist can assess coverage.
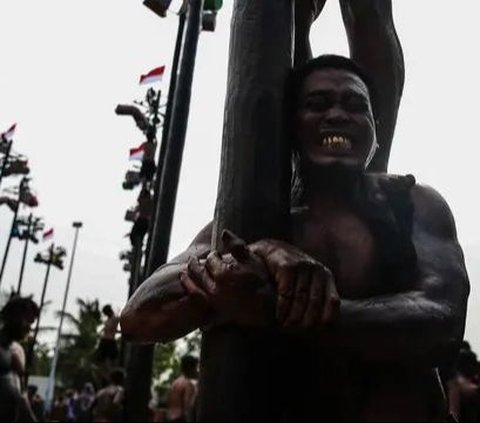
[330,184,469,364]
[294,0,326,66]
[340,0,405,172]
[120,223,213,343]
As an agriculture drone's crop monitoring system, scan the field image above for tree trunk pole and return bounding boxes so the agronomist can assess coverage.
[199,0,293,420]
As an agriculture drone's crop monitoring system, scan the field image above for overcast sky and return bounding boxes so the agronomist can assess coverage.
[1,0,479,352]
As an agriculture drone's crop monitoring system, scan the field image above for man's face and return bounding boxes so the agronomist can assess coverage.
[294,68,376,171]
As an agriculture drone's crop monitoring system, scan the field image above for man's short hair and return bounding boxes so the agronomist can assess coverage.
[102,304,113,315]
[110,368,125,385]
[0,296,39,322]
[286,54,374,108]
[180,354,198,376]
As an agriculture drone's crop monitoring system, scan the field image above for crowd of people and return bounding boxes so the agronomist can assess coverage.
[0,294,200,422]
[3,293,479,422]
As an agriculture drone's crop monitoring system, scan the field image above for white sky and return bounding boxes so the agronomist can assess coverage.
[1,0,479,352]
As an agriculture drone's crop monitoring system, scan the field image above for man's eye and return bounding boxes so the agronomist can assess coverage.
[345,98,368,112]
[304,98,330,111]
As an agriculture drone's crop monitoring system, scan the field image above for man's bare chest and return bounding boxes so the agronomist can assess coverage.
[293,208,381,298]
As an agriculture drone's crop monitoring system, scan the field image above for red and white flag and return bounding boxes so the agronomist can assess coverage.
[129,143,145,161]
[139,65,165,85]
[1,123,16,141]
[43,228,54,241]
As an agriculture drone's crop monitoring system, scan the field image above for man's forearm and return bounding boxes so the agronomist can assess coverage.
[120,263,211,343]
[340,0,404,172]
[328,291,462,364]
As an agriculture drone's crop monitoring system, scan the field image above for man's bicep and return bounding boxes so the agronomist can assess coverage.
[414,228,469,306]
[412,186,469,319]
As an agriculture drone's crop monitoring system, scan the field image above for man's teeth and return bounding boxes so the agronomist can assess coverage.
[321,136,352,150]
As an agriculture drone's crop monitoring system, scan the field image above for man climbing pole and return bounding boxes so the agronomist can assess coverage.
[121,1,469,420]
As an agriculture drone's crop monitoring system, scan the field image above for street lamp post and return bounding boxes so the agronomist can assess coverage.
[44,221,83,413]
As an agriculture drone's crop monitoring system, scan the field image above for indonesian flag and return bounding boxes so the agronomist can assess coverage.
[129,143,145,161]
[139,65,165,85]
[1,123,16,141]
[43,228,54,241]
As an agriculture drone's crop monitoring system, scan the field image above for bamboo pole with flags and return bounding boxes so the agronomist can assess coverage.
[16,214,44,295]
[25,242,54,384]
[16,213,32,294]
[0,176,28,287]
[0,123,16,190]
[25,235,66,385]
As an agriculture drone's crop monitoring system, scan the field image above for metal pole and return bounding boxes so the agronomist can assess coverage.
[16,213,32,294]
[0,139,12,190]
[44,222,82,413]
[26,243,54,384]
[0,178,25,287]
[143,9,187,275]
[124,2,204,421]
[145,0,204,277]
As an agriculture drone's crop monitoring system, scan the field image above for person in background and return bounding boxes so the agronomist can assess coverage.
[27,385,45,422]
[92,368,125,422]
[96,305,120,383]
[0,296,39,422]
[166,355,199,422]
[76,382,96,422]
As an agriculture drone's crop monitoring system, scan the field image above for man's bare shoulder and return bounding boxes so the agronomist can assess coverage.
[410,182,458,241]
[368,172,456,239]
[171,375,192,391]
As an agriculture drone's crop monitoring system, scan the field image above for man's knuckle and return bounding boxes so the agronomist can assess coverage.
[278,285,293,297]
[327,294,340,308]
[310,295,323,306]
[295,292,308,302]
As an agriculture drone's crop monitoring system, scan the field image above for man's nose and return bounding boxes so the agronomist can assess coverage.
[325,106,350,125]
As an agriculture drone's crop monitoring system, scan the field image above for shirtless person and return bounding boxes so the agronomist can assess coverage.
[96,305,120,374]
[121,5,469,423]
[0,296,39,422]
[122,54,469,419]
[166,355,198,422]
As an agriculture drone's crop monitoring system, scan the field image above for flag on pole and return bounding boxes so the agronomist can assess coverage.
[1,123,16,141]
[129,143,145,161]
[43,228,54,241]
[139,66,165,85]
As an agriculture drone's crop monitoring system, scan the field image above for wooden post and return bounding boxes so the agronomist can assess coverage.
[198,0,293,420]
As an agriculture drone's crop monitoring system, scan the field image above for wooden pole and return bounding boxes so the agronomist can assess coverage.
[199,0,293,420]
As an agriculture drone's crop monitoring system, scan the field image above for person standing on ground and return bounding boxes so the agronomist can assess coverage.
[166,355,199,422]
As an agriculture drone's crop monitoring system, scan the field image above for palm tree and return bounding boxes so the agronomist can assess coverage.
[55,298,102,389]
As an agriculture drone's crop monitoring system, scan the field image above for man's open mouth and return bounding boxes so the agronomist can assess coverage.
[320,135,352,151]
